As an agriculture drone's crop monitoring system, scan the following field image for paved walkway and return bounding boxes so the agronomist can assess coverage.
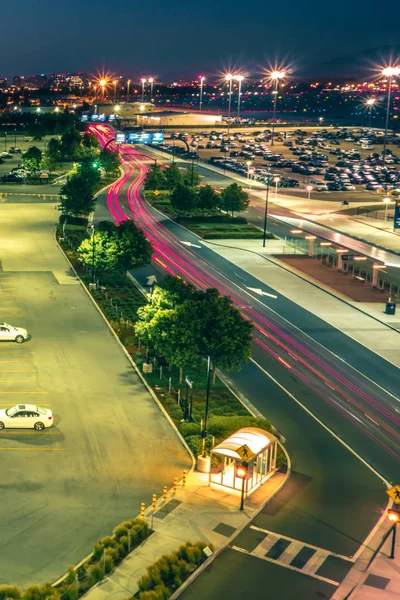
[202,239,400,366]
[80,469,287,600]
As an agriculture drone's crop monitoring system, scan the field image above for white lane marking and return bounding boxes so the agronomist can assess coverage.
[364,414,380,427]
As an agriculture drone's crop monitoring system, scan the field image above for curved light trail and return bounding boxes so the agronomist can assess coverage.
[89,123,400,475]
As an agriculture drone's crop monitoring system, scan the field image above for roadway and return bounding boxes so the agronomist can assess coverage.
[0,201,190,585]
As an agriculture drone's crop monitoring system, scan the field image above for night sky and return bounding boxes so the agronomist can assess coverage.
[0,0,398,80]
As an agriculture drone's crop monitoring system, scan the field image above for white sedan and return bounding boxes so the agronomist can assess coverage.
[0,404,53,431]
[0,322,28,343]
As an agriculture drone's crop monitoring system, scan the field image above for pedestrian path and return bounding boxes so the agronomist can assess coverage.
[232,524,354,587]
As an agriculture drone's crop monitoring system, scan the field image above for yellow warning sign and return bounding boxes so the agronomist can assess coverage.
[236,444,255,462]
[153,190,160,196]
[386,485,400,504]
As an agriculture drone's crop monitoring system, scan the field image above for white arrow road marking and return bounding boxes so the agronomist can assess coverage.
[146,275,158,285]
[246,287,278,299]
[181,241,202,248]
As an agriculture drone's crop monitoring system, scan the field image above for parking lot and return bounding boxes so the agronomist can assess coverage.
[0,202,190,585]
[156,125,400,204]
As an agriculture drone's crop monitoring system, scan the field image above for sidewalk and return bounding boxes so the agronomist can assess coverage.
[80,469,287,600]
[201,239,400,366]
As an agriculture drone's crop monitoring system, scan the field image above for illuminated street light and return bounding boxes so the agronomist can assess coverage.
[269,69,286,146]
[99,78,107,99]
[235,75,244,119]
[235,463,248,510]
[115,105,120,112]
[366,97,376,131]
[127,79,131,103]
[306,184,313,210]
[273,176,280,198]
[199,76,205,112]
[387,508,400,559]
[381,65,400,164]
[141,78,147,103]
[383,197,391,225]
[148,77,154,103]
[225,74,234,133]
[113,79,118,103]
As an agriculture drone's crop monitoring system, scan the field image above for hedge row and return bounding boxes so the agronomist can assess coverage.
[137,541,213,600]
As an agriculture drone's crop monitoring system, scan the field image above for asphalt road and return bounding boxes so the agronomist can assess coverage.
[0,202,190,585]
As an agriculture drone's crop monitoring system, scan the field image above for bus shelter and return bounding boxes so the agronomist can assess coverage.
[209,427,278,498]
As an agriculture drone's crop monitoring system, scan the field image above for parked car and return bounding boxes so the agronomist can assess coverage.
[0,321,28,343]
[0,404,53,431]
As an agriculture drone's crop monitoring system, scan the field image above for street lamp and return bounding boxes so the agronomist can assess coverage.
[262,167,271,247]
[235,75,244,119]
[235,463,248,511]
[225,74,233,134]
[270,70,285,146]
[199,76,205,112]
[306,185,313,210]
[246,160,252,180]
[381,66,400,164]
[148,77,154,102]
[383,197,391,224]
[127,79,131,103]
[141,78,147,103]
[366,97,376,131]
[99,78,107,99]
[113,80,118,104]
[201,355,212,457]
[387,508,400,559]
[273,176,280,198]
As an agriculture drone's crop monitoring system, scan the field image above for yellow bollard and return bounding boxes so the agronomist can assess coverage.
[140,502,145,518]
[183,470,187,487]
[152,493,157,511]
[173,477,178,495]
[163,485,168,503]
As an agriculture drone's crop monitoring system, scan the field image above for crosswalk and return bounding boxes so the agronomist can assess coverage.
[232,525,354,586]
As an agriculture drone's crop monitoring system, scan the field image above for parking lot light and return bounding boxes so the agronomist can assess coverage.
[235,75,244,119]
[225,74,234,133]
[306,184,313,210]
[270,70,286,146]
[141,78,147,103]
[381,65,400,164]
[273,176,280,197]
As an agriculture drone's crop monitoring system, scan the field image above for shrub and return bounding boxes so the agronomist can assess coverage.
[92,543,104,561]
[112,523,129,540]
[87,563,104,585]
[104,552,114,573]
[179,422,200,437]
[0,587,21,600]
[99,535,115,549]
[22,585,59,600]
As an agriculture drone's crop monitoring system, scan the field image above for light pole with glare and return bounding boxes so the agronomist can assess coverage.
[127,79,131,103]
[199,76,205,112]
[306,185,313,210]
[226,74,233,134]
[100,78,107,99]
[270,70,285,146]
[381,66,400,164]
[113,80,118,104]
[387,508,400,559]
[366,98,376,131]
[236,463,248,511]
[141,78,147,103]
[262,167,271,247]
[246,160,252,181]
[149,77,154,102]
[383,197,391,225]
[273,176,280,198]
[236,75,244,119]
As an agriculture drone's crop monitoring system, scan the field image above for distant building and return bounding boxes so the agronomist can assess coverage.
[92,102,155,118]
[137,110,222,127]
[0,78,7,90]
[12,75,25,87]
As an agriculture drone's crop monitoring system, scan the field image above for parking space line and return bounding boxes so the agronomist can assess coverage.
[0,370,37,373]
[0,360,34,363]
[0,403,50,405]
[0,448,64,451]
[0,431,61,435]
[0,380,37,383]
[0,391,47,394]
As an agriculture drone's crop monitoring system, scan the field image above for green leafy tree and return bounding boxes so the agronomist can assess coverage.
[144,164,167,190]
[99,148,121,175]
[59,174,96,217]
[220,183,249,216]
[182,166,200,187]
[196,185,217,215]
[46,138,62,162]
[170,183,197,214]
[60,127,81,159]
[164,163,182,190]
[82,132,99,149]
[40,154,58,174]
[77,231,118,273]
[76,157,102,190]
[22,146,42,171]
[113,219,153,272]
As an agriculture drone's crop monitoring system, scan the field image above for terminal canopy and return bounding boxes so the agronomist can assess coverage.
[212,427,276,460]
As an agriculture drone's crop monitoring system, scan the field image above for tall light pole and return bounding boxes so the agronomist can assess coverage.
[366,98,376,131]
[236,75,244,119]
[149,77,154,103]
[113,80,118,104]
[306,185,313,211]
[201,355,212,457]
[99,78,107,99]
[273,176,280,198]
[127,79,131,103]
[226,74,233,135]
[262,167,271,247]
[199,76,205,112]
[141,78,147,103]
[270,70,286,146]
[381,66,400,164]
[246,160,252,181]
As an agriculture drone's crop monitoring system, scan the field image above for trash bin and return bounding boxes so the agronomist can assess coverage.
[385,301,396,315]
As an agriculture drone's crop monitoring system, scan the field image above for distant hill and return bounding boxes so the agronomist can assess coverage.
[310,45,400,79]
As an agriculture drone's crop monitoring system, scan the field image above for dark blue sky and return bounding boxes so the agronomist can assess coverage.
[0,0,398,80]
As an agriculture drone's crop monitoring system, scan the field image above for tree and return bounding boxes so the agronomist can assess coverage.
[77,231,119,273]
[182,166,200,187]
[170,184,197,214]
[113,219,153,272]
[22,146,42,171]
[144,164,167,190]
[196,185,218,215]
[40,154,58,174]
[59,174,96,217]
[99,148,121,175]
[60,127,81,159]
[220,183,249,216]
[164,163,182,190]
[82,132,99,149]
[46,138,62,163]
[76,157,102,190]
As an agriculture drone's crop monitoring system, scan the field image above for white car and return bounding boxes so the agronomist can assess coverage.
[0,404,53,431]
[0,322,28,343]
